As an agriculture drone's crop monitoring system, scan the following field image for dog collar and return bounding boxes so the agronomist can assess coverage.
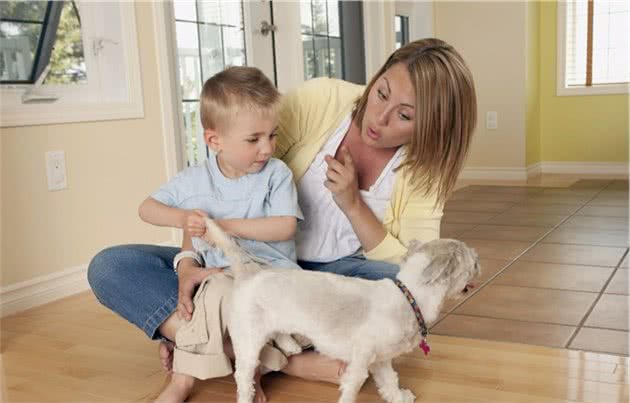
[393,279,431,356]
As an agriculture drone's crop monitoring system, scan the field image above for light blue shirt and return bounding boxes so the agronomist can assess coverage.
[152,153,302,269]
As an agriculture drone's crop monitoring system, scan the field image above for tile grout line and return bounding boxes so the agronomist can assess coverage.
[433,189,598,328]
[563,181,629,349]
[435,181,629,348]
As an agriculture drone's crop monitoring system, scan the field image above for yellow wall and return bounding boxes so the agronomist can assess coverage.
[526,1,541,166]
[1,3,172,287]
[538,1,629,163]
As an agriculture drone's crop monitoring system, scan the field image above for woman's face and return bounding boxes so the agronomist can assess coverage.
[360,63,416,150]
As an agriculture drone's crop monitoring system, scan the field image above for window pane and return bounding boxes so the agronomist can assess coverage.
[182,101,207,166]
[223,27,245,67]
[0,21,40,80]
[0,1,47,21]
[45,1,86,84]
[300,1,312,34]
[173,0,197,21]
[329,37,342,78]
[220,1,243,27]
[175,21,201,99]
[593,1,630,84]
[302,34,315,80]
[197,1,220,24]
[312,0,328,35]
[327,0,340,37]
[199,23,223,82]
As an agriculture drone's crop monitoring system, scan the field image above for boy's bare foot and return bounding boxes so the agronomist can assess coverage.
[254,370,267,403]
[154,373,195,403]
[159,340,175,372]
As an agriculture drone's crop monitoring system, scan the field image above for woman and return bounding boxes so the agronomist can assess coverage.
[88,38,476,387]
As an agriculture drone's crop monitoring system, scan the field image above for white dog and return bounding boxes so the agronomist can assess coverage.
[203,218,480,403]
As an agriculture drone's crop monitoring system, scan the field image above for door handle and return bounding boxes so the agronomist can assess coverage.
[260,20,277,36]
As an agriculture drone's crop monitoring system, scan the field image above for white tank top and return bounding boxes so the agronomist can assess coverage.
[296,114,404,262]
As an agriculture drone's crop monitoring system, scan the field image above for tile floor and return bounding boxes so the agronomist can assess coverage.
[432,179,629,356]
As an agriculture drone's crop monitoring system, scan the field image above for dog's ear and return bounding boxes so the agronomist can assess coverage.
[420,253,457,284]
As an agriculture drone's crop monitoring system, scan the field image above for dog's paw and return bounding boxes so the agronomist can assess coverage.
[273,334,302,356]
[396,388,415,403]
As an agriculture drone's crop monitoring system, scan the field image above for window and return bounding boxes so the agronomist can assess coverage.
[0,1,86,85]
[558,0,630,95]
[301,0,344,80]
[172,0,247,167]
[0,1,143,127]
[394,15,409,49]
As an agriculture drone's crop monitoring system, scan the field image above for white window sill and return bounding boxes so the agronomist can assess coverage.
[556,83,630,97]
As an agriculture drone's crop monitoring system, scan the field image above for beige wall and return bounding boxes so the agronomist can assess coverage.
[1,3,172,287]
[526,1,541,165]
[435,1,527,169]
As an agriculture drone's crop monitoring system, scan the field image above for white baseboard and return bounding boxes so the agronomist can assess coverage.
[0,240,179,318]
[461,161,628,182]
[459,166,528,181]
[534,161,629,176]
[0,265,90,318]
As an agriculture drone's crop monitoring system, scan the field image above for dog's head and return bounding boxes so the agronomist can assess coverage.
[400,239,480,299]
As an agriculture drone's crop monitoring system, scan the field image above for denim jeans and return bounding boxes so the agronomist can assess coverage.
[88,245,399,340]
[298,256,399,281]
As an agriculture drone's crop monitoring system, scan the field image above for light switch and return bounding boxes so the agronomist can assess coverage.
[486,111,498,130]
[46,151,67,191]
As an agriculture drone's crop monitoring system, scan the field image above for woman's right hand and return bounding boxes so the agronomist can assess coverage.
[175,259,221,321]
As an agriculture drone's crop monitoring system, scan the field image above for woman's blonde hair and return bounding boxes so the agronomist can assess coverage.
[200,66,280,131]
[353,38,477,206]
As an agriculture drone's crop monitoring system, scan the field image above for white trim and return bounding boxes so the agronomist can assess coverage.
[0,265,89,318]
[363,1,395,79]
[0,241,179,318]
[459,166,528,181]
[556,2,630,97]
[461,162,629,181]
[527,162,543,178]
[152,2,184,177]
[533,161,629,176]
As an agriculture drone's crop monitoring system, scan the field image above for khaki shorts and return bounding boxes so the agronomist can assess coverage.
[173,269,309,380]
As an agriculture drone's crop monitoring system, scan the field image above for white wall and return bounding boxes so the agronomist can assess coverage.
[435,1,528,174]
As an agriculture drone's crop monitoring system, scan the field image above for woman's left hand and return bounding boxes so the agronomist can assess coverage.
[324,146,362,215]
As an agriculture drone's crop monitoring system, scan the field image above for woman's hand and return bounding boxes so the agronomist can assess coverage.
[324,146,362,215]
[182,209,208,238]
[176,259,221,321]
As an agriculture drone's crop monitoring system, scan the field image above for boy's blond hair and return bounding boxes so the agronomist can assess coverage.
[200,66,280,131]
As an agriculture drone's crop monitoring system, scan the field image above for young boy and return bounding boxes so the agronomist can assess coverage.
[138,66,302,403]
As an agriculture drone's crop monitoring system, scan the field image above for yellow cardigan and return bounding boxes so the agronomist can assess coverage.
[275,77,443,264]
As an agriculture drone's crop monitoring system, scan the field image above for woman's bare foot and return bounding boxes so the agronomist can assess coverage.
[154,373,195,403]
[282,351,346,384]
[159,340,175,372]
[254,370,267,403]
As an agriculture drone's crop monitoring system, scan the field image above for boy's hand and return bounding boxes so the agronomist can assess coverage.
[176,262,222,321]
[183,209,208,237]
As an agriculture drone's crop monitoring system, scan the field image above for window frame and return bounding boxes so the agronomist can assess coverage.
[0,1,143,127]
[557,1,630,96]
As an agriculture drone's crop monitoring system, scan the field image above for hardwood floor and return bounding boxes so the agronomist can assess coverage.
[2,289,628,402]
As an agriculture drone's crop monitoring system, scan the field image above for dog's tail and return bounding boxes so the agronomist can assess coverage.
[202,217,261,279]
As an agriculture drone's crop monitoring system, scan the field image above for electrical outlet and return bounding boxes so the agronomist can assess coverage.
[486,111,498,130]
[46,151,67,191]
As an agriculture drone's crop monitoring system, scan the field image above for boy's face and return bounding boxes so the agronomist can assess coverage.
[206,110,278,178]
